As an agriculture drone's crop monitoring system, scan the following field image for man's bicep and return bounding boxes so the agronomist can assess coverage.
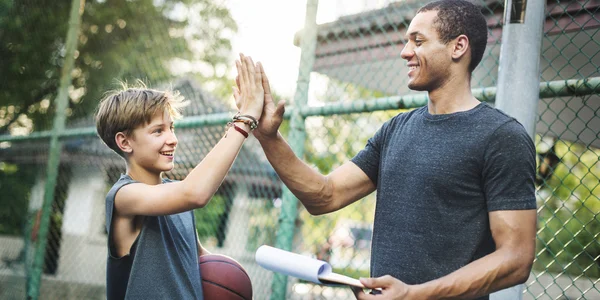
[327,161,376,211]
[489,209,537,254]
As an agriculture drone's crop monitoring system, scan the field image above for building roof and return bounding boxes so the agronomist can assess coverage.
[0,78,282,195]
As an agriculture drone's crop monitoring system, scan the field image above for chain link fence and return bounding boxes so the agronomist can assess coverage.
[0,0,598,299]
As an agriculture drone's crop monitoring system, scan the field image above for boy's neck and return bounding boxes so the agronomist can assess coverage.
[126,165,162,185]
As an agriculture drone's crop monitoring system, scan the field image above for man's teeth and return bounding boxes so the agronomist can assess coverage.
[410,66,418,70]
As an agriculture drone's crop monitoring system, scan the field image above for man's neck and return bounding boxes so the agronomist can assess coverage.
[427,75,480,115]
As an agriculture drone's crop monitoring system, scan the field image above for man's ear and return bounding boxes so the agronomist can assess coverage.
[115,132,133,154]
[451,34,470,60]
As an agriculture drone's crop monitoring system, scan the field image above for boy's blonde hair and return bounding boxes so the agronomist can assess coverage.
[95,81,187,157]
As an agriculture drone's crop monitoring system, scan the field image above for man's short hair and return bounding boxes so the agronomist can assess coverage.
[95,81,187,157]
[418,0,488,72]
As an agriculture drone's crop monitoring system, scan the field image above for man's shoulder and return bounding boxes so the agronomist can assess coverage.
[477,104,528,134]
[479,104,518,124]
[387,106,427,126]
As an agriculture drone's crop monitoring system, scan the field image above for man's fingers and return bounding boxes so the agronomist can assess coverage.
[350,286,363,299]
[258,62,272,95]
[274,100,286,117]
[360,276,393,289]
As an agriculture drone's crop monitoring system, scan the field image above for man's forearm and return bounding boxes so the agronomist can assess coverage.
[258,132,333,214]
[412,249,532,299]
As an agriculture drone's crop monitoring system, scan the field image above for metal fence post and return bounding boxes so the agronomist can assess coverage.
[270,0,319,299]
[26,0,84,298]
[495,0,546,138]
[492,1,545,299]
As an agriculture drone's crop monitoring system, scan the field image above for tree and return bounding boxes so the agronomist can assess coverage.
[0,0,237,134]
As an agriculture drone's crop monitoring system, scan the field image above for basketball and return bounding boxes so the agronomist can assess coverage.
[199,254,253,300]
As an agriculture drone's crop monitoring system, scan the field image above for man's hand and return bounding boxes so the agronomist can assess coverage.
[354,276,421,300]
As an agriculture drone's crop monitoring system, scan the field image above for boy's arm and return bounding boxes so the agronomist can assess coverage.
[115,55,264,217]
[198,236,210,256]
[115,126,250,216]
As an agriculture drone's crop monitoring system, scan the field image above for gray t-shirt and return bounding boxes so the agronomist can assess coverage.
[105,174,204,300]
[351,103,536,299]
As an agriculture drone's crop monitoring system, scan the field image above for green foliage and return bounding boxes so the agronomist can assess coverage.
[246,199,278,252]
[0,163,38,235]
[0,0,237,134]
[535,139,600,278]
[194,194,227,240]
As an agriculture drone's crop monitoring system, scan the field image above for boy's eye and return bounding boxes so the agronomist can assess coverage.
[153,129,162,134]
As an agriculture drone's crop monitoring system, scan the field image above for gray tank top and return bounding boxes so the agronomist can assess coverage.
[105,174,204,299]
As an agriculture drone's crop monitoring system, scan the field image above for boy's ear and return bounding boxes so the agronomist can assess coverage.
[115,132,133,154]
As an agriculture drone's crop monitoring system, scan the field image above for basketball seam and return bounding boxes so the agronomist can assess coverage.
[202,279,248,300]
[199,260,251,281]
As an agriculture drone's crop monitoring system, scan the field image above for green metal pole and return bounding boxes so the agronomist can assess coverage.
[270,0,318,299]
[26,0,84,299]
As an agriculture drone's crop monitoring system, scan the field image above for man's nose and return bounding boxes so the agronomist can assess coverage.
[400,43,413,60]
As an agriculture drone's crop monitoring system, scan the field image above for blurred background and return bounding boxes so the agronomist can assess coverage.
[0,0,598,299]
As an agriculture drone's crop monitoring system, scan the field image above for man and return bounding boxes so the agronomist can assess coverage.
[245,0,537,299]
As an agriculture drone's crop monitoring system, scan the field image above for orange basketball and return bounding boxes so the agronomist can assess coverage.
[199,254,253,300]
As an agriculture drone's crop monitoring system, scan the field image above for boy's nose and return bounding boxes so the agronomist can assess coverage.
[167,132,178,145]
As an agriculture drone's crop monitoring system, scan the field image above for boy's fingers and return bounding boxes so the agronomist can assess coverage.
[245,55,256,88]
[232,86,240,101]
[255,62,263,87]
[239,53,250,94]
[235,59,245,92]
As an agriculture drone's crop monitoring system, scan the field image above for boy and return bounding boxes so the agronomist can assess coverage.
[95,55,264,299]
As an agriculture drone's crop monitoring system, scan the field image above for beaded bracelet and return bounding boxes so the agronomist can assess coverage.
[233,113,258,131]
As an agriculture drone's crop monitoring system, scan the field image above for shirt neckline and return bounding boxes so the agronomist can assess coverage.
[423,102,487,122]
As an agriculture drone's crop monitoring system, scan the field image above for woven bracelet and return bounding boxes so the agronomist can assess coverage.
[233,113,258,130]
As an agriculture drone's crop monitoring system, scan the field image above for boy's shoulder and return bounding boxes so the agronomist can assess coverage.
[106,174,137,201]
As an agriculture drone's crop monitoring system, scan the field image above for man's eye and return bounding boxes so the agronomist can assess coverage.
[415,40,423,45]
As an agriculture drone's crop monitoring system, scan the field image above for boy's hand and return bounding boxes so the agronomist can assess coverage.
[233,53,264,120]
[233,59,285,140]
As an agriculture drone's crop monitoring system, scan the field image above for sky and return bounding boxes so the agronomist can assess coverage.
[225,0,347,99]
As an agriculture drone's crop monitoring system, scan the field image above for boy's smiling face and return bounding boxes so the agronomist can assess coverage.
[127,109,178,177]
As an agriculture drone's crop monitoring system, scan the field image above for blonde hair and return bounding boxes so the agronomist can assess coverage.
[95,81,188,157]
